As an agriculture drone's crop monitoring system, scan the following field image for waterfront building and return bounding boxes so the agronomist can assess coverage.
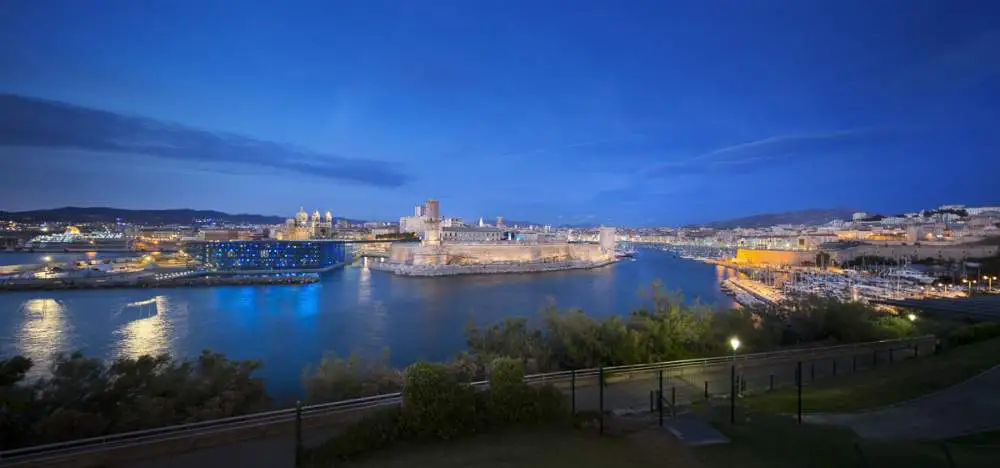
[375,199,615,274]
[440,226,503,242]
[371,225,400,238]
[275,207,334,240]
[184,240,347,272]
[198,229,253,241]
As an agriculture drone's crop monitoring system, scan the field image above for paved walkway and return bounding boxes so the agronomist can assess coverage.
[804,366,1000,441]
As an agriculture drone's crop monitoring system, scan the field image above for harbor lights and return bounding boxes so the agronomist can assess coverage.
[962,278,976,295]
[983,275,996,292]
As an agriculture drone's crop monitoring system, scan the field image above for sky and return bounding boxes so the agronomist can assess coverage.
[1,0,998,226]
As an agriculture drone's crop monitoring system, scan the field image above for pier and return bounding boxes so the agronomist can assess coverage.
[721,277,785,307]
[0,272,320,291]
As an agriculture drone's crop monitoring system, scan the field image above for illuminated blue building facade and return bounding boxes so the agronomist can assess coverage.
[184,240,347,272]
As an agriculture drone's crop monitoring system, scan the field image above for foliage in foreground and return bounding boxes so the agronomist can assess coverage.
[462,285,923,374]
[0,282,937,450]
[306,357,568,463]
[0,351,268,449]
[302,349,402,403]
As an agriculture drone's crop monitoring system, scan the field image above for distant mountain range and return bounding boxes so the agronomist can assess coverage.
[0,207,358,225]
[699,208,857,229]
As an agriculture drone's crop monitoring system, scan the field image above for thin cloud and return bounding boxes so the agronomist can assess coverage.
[641,127,890,178]
[0,94,411,187]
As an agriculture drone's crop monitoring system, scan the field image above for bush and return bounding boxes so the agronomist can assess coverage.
[305,406,406,462]
[402,362,477,440]
[871,315,917,340]
[946,323,1000,347]
[302,350,402,403]
[306,359,568,463]
[488,357,524,424]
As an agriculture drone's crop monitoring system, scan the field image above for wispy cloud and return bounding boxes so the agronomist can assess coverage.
[0,94,411,187]
[640,127,891,178]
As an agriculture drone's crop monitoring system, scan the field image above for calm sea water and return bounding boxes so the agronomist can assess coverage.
[0,249,736,398]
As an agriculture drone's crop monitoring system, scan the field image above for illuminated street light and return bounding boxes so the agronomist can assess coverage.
[730,337,741,352]
[907,313,917,322]
[41,256,52,262]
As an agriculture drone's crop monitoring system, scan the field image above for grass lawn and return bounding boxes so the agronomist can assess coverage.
[331,428,705,468]
[694,407,997,468]
[739,338,1000,413]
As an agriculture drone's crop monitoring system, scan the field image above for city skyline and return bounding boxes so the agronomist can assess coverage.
[2,1,999,225]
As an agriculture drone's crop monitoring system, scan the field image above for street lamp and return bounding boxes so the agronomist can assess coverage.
[41,256,52,263]
[907,313,917,322]
[730,336,741,360]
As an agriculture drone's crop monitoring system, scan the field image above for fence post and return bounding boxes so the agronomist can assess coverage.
[671,386,676,418]
[658,389,664,427]
[704,380,709,400]
[730,365,736,425]
[796,361,802,425]
[571,369,576,416]
[598,366,604,435]
[658,370,664,426]
[294,400,303,467]
[649,390,654,413]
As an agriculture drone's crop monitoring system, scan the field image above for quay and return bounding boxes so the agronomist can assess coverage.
[721,277,785,307]
[0,272,320,291]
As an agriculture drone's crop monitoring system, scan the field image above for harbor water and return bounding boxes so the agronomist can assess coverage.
[0,249,736,398]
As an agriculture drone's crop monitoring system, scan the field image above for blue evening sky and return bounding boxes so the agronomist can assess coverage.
[1,0,998,226]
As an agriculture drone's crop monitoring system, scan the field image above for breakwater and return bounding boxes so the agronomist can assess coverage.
[0,273,320,291]
[368,258,618,276]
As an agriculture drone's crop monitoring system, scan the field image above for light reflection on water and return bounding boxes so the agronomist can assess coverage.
[0,250,734,397]
[16,298,71,375]
[115,295,174,359]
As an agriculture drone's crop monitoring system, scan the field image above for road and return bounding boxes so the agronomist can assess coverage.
[804,366,1000,441]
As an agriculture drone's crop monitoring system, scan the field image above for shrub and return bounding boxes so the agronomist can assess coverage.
[488,357,525,423]
[305,406,406,462]
[402,362,476,439]
[302,350,402,403]
[871,315,916,340]
[946,323,1000,347]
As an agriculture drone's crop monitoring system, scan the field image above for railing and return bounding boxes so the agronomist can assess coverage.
[0,335,934,465]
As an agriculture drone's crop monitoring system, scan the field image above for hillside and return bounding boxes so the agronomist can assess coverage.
[701,208,856,229]
[0,207,287,225]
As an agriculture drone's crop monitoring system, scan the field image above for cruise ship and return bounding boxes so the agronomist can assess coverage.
[23,226,132,251]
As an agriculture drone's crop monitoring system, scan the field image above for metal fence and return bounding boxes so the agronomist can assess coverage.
[0,335,936,466]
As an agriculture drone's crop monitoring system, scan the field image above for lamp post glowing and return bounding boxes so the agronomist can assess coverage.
[907,313,917,322]
[730,336,741,360]
[985,275,996,292]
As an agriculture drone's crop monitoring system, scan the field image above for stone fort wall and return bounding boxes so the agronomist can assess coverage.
[389,242,611,266]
